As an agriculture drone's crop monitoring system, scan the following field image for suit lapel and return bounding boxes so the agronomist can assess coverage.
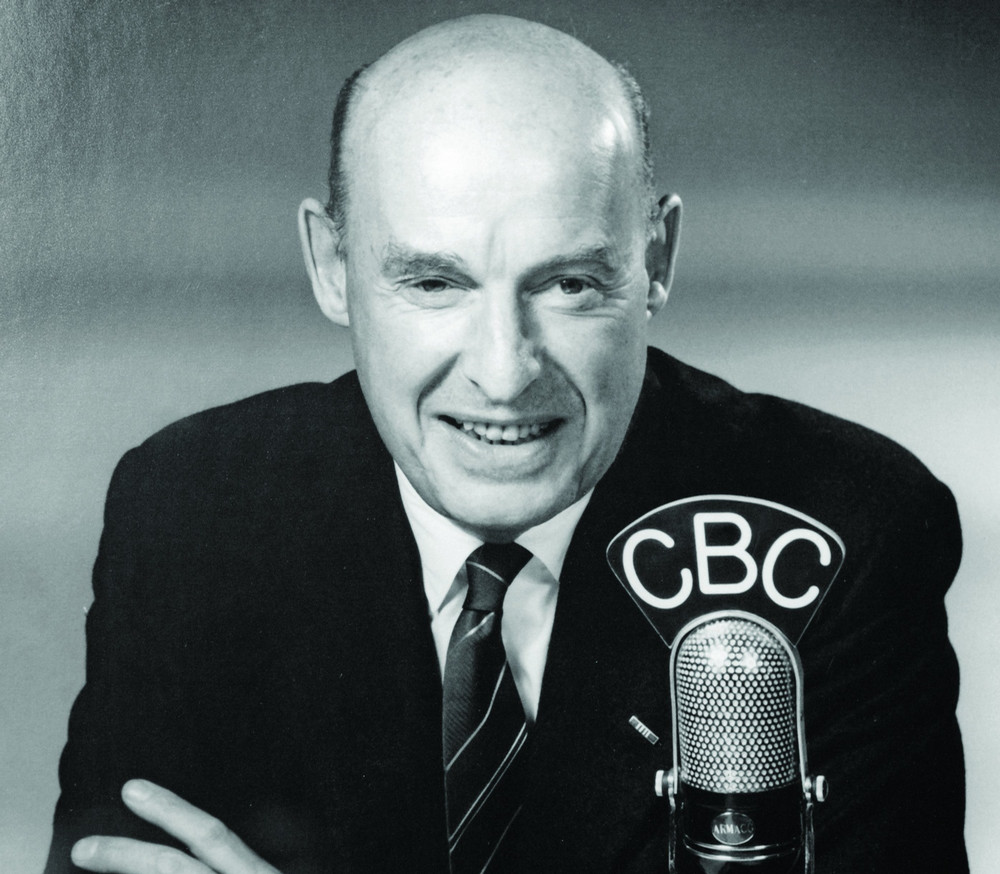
[514,446,684,869]
[260,400,449,871]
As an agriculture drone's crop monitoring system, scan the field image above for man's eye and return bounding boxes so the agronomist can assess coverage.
[398,277,465,309]
[413,278,451,293]
[558,277,590,295]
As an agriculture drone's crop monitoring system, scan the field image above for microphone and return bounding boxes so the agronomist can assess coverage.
[655,612,826,873]
[605,496,843,874]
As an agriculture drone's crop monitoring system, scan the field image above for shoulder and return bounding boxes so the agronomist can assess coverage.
[130,371,372,461]
[93,370,400,629]
[103,371,391,538]
[628,348,961,592]
[642,347,952,503]
[114,370,379,480]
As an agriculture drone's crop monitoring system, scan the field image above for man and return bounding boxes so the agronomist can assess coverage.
[47,14,967,874]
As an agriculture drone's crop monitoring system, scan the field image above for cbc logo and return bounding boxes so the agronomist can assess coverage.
[622,510,835,612]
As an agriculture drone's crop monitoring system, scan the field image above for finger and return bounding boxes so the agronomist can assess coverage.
[71,835,208,874]
[121,780,279,874]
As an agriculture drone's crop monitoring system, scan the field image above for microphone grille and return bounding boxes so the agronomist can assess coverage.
[675,616,798,793]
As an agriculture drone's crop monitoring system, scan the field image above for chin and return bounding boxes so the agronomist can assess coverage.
[440,479,575,540]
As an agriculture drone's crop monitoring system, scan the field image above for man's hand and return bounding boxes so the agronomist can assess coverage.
[71,780,280,874]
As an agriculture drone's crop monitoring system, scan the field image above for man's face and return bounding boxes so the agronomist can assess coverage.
[339,78,659,540]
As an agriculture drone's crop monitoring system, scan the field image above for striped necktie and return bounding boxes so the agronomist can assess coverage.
[443,542,533,874]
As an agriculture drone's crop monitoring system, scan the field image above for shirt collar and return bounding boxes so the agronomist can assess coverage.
[394,463,593,612]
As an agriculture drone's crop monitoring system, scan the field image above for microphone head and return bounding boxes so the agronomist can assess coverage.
[674,614,798,794]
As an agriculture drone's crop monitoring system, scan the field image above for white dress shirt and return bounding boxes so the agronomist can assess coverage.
[395,464,592,722]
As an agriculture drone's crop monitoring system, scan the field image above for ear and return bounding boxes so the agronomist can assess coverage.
[645,193,682,318]
[298,198,350,326]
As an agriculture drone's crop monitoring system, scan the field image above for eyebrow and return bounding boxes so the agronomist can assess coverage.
[522,245,626,285]
[378,240,627,284]
[379,241,471,279]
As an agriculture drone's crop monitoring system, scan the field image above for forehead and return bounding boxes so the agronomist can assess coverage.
[347,59,644,253]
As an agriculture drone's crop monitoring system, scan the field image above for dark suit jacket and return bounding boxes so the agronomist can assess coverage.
[46,348,967,873]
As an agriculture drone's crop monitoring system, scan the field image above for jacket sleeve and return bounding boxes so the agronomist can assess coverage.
[44,448,196,874]
[804,476,967,873]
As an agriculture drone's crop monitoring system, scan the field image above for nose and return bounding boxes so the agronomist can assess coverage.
[459,289,542,404]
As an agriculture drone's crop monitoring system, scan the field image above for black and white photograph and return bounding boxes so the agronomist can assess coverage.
[3,1,997,872]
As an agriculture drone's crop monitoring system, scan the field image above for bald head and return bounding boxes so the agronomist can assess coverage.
[324,15,654,241]
[299,14,682,540]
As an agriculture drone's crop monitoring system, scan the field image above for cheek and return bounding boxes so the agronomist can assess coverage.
[351,303,459,421]
[550,312,648,414]
[348,302,412,421]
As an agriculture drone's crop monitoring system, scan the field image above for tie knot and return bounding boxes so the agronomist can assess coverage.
[463,542,532,613]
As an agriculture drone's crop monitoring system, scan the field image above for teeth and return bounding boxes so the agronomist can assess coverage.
[450,419,552,444]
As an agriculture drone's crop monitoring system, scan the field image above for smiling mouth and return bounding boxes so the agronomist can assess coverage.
[441,416,559,446]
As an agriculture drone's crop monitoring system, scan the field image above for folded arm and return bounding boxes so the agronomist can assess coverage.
[72,781,281,874]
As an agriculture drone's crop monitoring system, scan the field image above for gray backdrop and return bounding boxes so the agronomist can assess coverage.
[3,1,998,871]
